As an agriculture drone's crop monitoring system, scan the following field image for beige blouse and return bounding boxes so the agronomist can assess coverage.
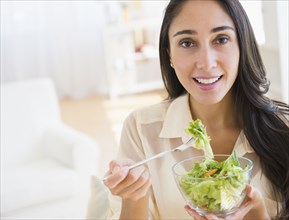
[108,93,278,219]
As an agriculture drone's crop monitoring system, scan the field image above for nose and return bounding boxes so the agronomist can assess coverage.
[195,45,217,71]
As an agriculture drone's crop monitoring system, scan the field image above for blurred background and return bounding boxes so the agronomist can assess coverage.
[2,1,288,100]
[1,0,288,219]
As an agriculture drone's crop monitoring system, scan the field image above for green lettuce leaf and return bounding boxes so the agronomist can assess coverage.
[185,119,214,159]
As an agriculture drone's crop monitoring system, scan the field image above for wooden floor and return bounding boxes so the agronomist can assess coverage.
[59,89,167,177]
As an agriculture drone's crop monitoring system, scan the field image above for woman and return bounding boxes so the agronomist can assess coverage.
[104,0,289,219]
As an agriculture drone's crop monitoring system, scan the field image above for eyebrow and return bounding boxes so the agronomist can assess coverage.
[173,25,235,37]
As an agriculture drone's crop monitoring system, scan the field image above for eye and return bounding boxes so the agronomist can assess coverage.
[180,39,196,48]
[214,35,229,45]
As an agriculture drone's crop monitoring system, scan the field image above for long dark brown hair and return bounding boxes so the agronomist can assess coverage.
[159,0,289,219]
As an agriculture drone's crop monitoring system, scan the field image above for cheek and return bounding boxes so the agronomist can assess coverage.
[172,53,195,75]
[221,49,239,78]
[228,48,240,76]
[229,55,239,79]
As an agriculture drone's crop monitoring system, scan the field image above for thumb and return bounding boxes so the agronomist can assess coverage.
[246,185,261,201]
[109,159,133,173]
[112,166,121,174]
[109,160,121,173]
[246,185,254,198]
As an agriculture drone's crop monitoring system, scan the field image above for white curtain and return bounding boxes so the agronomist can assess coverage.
[1,1,109,98]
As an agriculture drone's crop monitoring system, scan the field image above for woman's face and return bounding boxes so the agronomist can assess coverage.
[168,0,239,105]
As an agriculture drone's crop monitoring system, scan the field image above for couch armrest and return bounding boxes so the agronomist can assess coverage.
[41,124,99,176]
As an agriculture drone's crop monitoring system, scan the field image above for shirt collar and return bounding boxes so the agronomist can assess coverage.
[159,94,192,143]
[234,130,255,156]
[159,93,254,155]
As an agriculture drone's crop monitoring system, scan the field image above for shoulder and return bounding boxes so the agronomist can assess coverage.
[122,94,190,136]
[125,99,172,125]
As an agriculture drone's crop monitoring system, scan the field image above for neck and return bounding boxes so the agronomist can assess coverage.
[189,92,239,130]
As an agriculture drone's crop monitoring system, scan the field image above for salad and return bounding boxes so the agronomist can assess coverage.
[179,119,251,211]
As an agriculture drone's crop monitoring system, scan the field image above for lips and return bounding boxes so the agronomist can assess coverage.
[193,75,223,85]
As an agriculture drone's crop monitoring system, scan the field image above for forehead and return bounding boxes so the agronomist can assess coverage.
[169,0,235,35]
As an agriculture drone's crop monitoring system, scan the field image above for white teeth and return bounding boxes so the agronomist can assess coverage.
[195,76,220,85]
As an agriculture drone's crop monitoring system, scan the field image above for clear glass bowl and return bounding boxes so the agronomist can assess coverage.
[172,154,253,218]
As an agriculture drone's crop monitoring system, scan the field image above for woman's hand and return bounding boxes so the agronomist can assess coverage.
[184,185,270,220]
[103,158,152,201]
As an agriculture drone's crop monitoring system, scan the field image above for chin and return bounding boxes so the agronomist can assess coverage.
[195,96,225,106]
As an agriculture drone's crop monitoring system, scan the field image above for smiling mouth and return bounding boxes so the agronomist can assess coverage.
[193,76,223,85]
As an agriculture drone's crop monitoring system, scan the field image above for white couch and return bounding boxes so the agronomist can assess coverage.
[1,78,99,219]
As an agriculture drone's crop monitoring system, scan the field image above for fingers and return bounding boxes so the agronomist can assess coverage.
[110,166,150,197]
[108,159,133,173]
[104,166,130,188]
[236,185,270,219]
[184,205,208,220]
[246,184,262,201]
[118,167,150,193]
[104,159,134,188]
[205,213,220,220]
[123,172,152,200]
[227,202,251,220]
[184,185,267,220]
[104,159,152,201]
[225,185,265,220]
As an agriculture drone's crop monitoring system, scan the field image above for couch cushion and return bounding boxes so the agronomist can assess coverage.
[1,78,61,168]
[86,176,109,219]
[1,159,79,214]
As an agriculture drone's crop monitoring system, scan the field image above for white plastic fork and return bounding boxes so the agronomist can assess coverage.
[100,137,195,181]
